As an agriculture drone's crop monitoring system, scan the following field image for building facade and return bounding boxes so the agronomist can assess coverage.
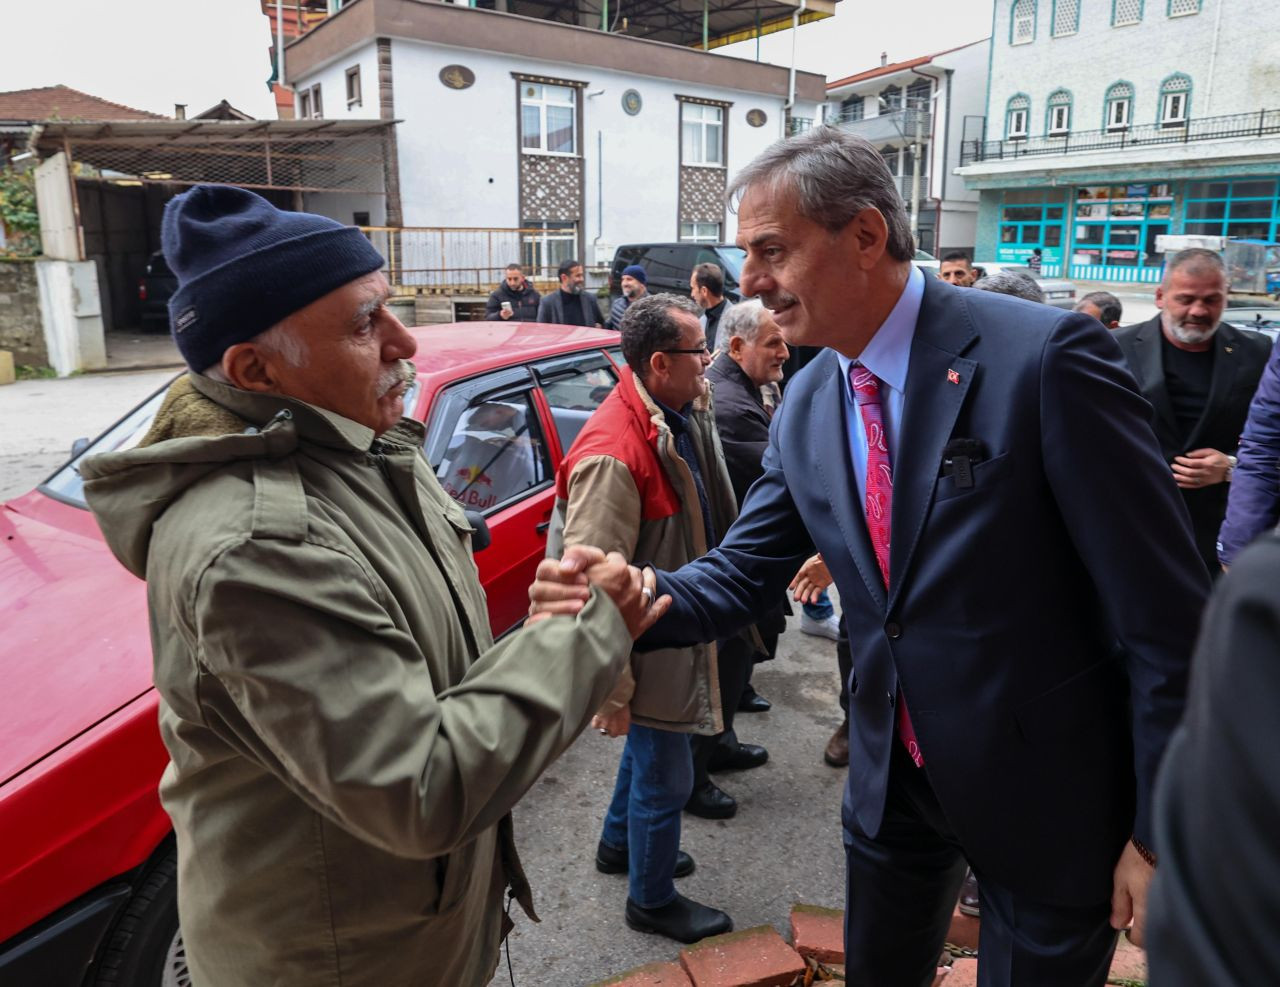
[957,0,1280,282]
[285,0,824,289]
[825,40,989,256]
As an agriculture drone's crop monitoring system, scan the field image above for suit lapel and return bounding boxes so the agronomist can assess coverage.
[887,278,976,613]
[1185,323,1242,451]
[1132,318,1180,447]
[810,357,886,609]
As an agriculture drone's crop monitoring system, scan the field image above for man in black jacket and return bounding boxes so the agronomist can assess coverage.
[1114,249,1270,576]
[536,258,604,327]
[485,263,541,321]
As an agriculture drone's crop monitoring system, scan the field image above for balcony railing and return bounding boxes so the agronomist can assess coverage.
[361,226,567,295]
[834,105,932,145]
[894,173,929,202]
[786,116,814,136]
[960,107,1280,165]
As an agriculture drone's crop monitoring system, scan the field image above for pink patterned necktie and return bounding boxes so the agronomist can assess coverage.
[850,364,924,768]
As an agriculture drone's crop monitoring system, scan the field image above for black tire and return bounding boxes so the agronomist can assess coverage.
[93,841,187,986]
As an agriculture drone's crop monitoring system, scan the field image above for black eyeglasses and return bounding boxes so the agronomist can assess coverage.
[660,345,711,355]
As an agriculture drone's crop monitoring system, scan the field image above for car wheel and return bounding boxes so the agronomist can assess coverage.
[93,842,190,987]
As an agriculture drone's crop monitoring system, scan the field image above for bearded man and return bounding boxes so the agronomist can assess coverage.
[1115,248,1270,576]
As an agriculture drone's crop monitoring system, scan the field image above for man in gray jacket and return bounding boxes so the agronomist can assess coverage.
[81,186,657,987]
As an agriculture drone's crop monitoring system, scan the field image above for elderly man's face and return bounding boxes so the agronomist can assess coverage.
[269,272,417,435]
[736,185,867,350]
[732,315,789,387]
[1157,265,1226,348]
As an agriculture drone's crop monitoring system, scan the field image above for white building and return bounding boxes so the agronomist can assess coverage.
[286,0,824,294]
[956,0,1280,282]
[824,40,989,256]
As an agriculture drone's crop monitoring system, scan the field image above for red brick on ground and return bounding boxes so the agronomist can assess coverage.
[932,966,952,986]
[1110,934,1148,981]
[590,961,694,986]
[679,925,807,987]
[946,957,978,986]
[947,905,981,952]
[789,903,845,964]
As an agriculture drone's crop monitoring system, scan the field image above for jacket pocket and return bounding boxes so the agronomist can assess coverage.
[932,451,1011,504]
[1013,657,1124,745]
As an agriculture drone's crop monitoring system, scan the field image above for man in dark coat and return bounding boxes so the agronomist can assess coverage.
[536,258,604,327]
[485,263,541,321]
[1114,248,1271,576]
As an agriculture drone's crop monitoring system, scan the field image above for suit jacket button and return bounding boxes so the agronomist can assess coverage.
[885,621,902,639]
[886,691,895,707]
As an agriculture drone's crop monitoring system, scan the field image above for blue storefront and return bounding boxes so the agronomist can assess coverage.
[982,175,1280,283]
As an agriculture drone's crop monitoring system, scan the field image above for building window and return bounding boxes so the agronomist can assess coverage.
[880,85,904,110]
[841,95,864,121]
[1112,0,1142,25]
[346,66,362,108]
[521,83,577,155]
[1104,81,1133,130]
[1010,0,1036,44]
[520,221,578,277]
[1046,89,1071,135]
[997,192,1067,267]
[310,84,323,119]
[298,90,311,119]
[1183,179,1280,242]
[1006,94,1030,139]
[680,222,722,242]
[1052,0,1079,36]
[681,103,724,166]
[1159,73,1191,126]
[1072,184,1173,269]
[1168,0,1200,14]
[906,78,932,107]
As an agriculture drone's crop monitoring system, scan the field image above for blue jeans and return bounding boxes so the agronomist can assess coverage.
[803,588,834,621]
[599,724,693,908]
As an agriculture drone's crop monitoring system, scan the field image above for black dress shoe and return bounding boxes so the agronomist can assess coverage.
[684,781,737,819]
[595,840,695,878]
[958,868,981,917]
[707,742,769,773]
[737,687,771,713]
[625,893,733,943]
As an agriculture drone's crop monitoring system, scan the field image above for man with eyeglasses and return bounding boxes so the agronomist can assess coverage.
[546,292,748,943]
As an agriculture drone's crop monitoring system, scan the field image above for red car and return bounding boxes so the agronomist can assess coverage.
[0,323,624,985]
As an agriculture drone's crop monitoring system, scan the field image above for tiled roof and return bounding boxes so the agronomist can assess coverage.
[0,85,165,122]
[826,40,986,91]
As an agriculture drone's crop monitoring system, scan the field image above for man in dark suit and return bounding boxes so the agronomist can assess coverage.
[1114,250,1271,576]
[1146,531,1280,985]
[535,258,604,327]
[535,127,1209,986]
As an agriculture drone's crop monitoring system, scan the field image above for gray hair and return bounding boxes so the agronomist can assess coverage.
[620,292,702,380]
[715,299,771,351]
[1164,247,1227,285]
[727,125,915,262]
[202,321,310,381]
[1076,290,1123,325]
[973,270,1046,304]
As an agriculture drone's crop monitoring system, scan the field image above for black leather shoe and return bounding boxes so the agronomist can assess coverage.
[625,893,733,943]
[958,868,980,917]
[737,686,771,713]
[707,742,769,773]
[684,781,737,819]
[595,840,695,878]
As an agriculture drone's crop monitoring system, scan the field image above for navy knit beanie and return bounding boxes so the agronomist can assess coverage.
[162,185,386,371]
[621,264,648,286]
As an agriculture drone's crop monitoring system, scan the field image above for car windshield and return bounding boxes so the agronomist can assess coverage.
[41,376,422,510]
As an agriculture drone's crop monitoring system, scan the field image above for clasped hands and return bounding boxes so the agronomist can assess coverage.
[1171,447,1231,489]
[528,545,671,640]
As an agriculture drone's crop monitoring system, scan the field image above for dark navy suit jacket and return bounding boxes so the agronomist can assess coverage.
[646,275,1209,905]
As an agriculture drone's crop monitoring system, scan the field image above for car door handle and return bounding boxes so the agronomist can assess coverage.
[536,521,550,534]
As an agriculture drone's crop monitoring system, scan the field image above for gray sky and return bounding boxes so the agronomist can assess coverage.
[1,0,992,120]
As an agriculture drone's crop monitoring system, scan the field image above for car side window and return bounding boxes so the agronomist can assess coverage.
[427,385,552,514]
[534,352,619,453]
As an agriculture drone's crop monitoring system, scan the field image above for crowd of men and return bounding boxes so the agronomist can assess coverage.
[86,123,1280,987]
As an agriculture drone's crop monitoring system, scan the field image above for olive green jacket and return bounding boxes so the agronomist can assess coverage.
[81,373,630,987]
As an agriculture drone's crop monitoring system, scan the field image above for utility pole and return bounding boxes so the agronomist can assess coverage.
[910,99,922,250]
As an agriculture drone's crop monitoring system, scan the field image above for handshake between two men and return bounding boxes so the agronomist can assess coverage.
[529,544,670,638]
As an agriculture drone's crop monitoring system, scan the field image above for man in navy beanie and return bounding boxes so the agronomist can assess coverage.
[607,263,648,330]
[77,185,661,986]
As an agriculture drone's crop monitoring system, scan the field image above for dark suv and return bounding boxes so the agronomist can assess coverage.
[609,243,746,304]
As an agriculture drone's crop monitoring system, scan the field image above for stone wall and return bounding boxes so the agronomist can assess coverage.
[0,259,47,368]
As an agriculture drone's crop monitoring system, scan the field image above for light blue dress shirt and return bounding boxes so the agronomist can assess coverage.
[835,264,924,506]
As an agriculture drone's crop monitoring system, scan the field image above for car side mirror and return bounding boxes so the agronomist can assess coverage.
[464,510,491,552]
[70,437,90,459]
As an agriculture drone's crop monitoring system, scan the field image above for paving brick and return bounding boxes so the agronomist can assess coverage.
[789,903,845,964]
[589,961,694,986]
[932,967,952,986]
[1110,934,1147,981]
[679,925,807,987]
[947,905,981,953]
[946,957,978,986]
